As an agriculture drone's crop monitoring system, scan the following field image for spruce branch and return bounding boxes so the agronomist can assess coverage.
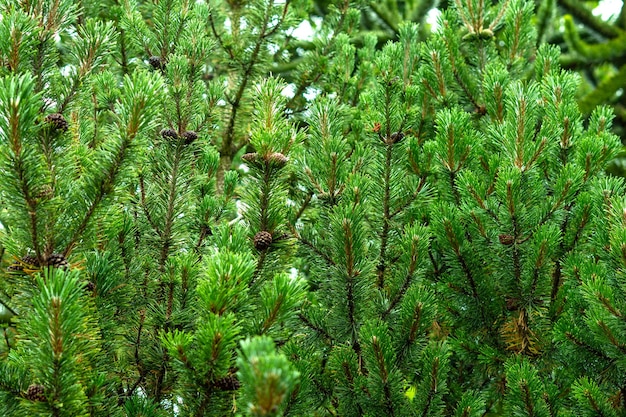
[32,37,48,96]
[376,138,394,289]
[390,176,427,219]
[284,0,352,112]
[0,74,44,261]
[383,272,414,319]
[442,218,485,321]
[291,228,336,267]
[550,200,591,306]
[219,0,292,177]
[126,309,147,400]
[373,336,396,416]
[58,20,118,113]
[158,144,184,271]
[138,172,161,237]
[64,72,162,256]
[208,11,234,61]
[297,312,333,343]
[563,331,614,363]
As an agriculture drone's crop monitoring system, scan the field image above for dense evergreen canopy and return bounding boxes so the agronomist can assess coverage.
[1,0,626,416]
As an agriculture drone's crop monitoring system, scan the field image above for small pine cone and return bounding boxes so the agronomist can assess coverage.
[37,184,54,200]
[8,254,39,272]
[85,281,96,292]
[148,56,163,70]
[387,76,400,86]
[214,374,241,391]
[44,113,68,132]
[242,152,258,163]
[21,255,39,267]
[253,231,273,251]
[498,234,515,245]
[182,130,198,145]
[506,297,519,311]
[475,104,487,116]
[45,253,69,270]
[161,128,178,140]
[26,384,46,402]
[390,131,405,144]
[267,152,288,167]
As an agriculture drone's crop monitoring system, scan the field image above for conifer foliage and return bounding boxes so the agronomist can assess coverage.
[0,0,625,416]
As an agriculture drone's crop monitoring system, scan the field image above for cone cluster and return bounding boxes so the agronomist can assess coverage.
[380,130,404,145]
[8,253,69,271]
[390,131,404,144]
[160,129,197,145]
[268,152,288,166]
[242,152,288,168]
[241,153,257,163]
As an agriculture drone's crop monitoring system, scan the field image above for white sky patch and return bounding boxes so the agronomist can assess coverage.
[426,8,442,32]
[289,267,299,280]
[267,42,280,54]
[304,86,321,102]
[594,0,623,20]
[60,65,75,77]
[281,83,296,99]
[291,19,316,41]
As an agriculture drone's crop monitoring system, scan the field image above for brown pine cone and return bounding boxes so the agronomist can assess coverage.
[214,373,240,391]
[253,231,273,251]
[44,113,68,132]
[506,297,519,311]
[498,234,515,245]
[45,253,69,270]
[36,184,54,200]
[390,131,405,144]
[161,128,178,140]
[7,254,40,272]
[242,152,258,163]
[182,130,198,145]
[26,384,46,402]
[148,56,163,70]
[267,152,288,167]
[21,255,39,267]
